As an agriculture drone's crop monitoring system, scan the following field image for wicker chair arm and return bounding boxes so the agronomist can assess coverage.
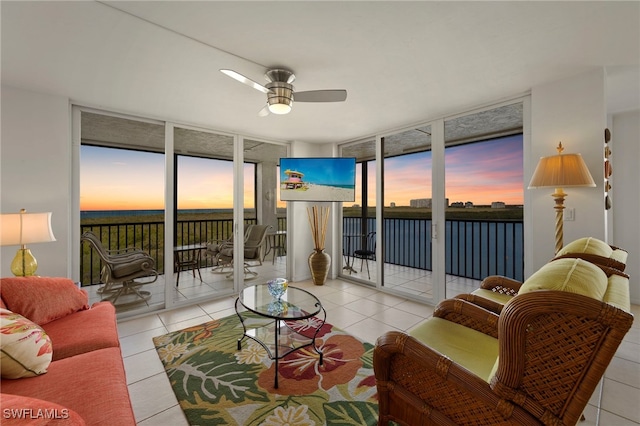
[609,245,627,253]
[433,298,500,338]
[374,331,538,425]
[454,293,506,316]
[552,253,626,272]
[480,275,522,296]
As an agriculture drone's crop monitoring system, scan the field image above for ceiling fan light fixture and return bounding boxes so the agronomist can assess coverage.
[266,81,294,115]
[268,102,292,115]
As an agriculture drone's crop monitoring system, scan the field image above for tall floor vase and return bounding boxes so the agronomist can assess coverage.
[308,249,331,286]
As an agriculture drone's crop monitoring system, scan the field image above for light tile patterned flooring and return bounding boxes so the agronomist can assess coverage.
[106,260,640,425]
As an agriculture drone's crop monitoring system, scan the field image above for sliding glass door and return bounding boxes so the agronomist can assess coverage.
[79,110,167,313]
[341,138,376,285]
[243,139,288,284]
[443,103,524,298]
[173,126,236,301]
[381,125,436,302]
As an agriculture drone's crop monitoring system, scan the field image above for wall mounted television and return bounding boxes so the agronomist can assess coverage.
[279,157,356,202]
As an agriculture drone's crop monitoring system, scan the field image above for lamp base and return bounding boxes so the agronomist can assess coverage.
[11,248,38,277]
[551,188,567,255]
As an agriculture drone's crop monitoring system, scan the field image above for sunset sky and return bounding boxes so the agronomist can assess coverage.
[80,135,523,211]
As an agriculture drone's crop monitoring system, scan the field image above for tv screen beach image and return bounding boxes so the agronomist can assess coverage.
[280,157,356,202]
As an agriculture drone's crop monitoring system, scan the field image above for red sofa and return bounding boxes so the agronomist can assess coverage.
[0,277,135,425]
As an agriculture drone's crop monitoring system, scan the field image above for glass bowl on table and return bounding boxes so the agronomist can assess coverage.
[267,278,288,300]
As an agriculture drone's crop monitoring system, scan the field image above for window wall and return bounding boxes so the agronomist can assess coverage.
[77,109,288,316]
[338,100,525,305]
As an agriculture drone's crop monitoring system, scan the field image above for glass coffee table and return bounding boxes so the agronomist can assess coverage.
[235,284,326,388]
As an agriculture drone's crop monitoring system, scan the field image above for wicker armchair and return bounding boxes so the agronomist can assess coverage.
[374,259,633,426]
[471,237,628,308]
[473,237,627,304]
[471,261,628,308]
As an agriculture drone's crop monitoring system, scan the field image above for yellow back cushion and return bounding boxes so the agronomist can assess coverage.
[519,258,608,301]
[557,237,613,258]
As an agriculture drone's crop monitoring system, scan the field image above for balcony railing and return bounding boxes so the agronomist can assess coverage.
[80,217,285,285]
[343,217,524,282]
[80,216,523,285]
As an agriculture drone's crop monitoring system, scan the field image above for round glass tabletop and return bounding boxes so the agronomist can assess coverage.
[238,284,322,320]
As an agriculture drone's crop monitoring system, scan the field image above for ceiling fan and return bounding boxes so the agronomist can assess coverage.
[220,68,347,116]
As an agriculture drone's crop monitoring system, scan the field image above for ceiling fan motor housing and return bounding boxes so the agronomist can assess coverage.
[266,81,294,114]
[265,68,296,84]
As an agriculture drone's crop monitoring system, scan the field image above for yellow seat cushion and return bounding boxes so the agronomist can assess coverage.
[408,317,498,382]
[519,258,608,301]
[470,288,514,305]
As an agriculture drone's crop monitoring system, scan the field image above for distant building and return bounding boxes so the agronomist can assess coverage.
[491,201,506,209]
[409,198,450,208]
[390,202,396,208]
[352,204,360,208]
[450,201,464,208]
[465,201,474,208]
[410,198,431,208]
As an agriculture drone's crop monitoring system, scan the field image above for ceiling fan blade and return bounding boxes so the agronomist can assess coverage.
[294,90,347,103]
[220,69,270,94]
[258,105,270,117]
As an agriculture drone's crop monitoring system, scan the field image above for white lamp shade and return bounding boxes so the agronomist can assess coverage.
[0,212,56,246]
[528,153,596,189]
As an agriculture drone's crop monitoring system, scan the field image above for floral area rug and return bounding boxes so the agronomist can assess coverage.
[152,312,378,425]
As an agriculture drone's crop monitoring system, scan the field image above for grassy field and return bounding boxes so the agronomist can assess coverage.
[81,205,522,226]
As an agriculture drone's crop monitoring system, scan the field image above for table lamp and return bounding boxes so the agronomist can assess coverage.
[0,209,56,276]
[528,142,595,254]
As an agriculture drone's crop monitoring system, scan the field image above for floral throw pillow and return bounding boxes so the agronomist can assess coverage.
[0,308,53,379]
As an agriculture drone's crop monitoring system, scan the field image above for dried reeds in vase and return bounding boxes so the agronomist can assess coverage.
[307,205,330,250]
[307,205,331,285]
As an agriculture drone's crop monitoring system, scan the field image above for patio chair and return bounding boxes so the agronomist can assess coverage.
[81,231,158,307]
[215,224,272,279]
[205,225,254,273]
[353,231,376,279]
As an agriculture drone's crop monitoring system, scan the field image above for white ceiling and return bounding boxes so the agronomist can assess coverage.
[2,1,638,145]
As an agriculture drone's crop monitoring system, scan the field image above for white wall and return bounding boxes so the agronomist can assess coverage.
[528,69,607,273]
[1,86,71,277]
[611,109,640,304]
[288,141,335,283]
